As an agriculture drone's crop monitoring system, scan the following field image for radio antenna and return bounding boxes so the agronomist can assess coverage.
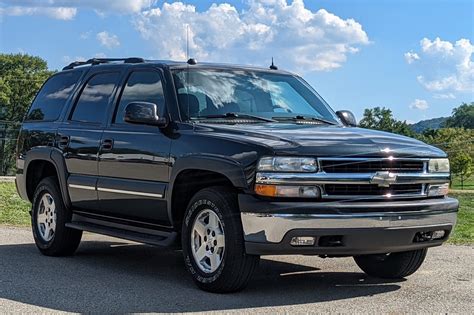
[186,24,190,61]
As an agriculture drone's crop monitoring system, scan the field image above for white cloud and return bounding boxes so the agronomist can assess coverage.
[404,51,419,64]
[133,0,369,72]
[433,93,456,100]
[96,31,120,49]
[0,0,154,18]
[410,99,429,110]
[1,6,77,20]
[405,37,474,93]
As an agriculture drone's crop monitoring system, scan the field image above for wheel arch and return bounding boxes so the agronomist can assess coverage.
[24,147,71,207]
[168,155,251,229]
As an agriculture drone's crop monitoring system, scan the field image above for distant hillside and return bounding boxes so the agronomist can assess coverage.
[410,117,448,133]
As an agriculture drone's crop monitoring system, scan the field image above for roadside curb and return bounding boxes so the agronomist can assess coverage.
[0,176,15,182]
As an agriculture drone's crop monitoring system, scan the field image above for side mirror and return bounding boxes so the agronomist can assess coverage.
[336,110,357,127]
[124,102,168,128]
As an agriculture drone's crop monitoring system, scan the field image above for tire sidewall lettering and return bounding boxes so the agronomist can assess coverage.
[184,197,226,284]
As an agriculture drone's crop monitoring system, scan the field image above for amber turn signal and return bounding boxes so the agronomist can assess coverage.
[255,184,277,197]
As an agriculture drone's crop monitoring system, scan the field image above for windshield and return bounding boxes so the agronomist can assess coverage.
[172,68,339,123]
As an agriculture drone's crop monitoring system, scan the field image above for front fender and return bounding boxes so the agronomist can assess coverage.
[167,154,253,227]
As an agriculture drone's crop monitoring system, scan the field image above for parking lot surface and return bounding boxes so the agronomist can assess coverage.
[0,226,472,313]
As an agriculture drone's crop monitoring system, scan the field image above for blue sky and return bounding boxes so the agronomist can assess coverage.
[0,0,472,122]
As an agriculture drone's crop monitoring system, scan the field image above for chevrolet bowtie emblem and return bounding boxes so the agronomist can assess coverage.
[370,171,397,187]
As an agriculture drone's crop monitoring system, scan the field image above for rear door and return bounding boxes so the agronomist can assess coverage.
[59,70,122,212]
[97,68,172,225]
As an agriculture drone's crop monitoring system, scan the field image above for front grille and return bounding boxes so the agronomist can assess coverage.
[324,184,423,196]
[321,160,424,173]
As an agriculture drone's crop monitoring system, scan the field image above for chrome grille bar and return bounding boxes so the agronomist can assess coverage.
[255,157,449,200]
[255,172,450,185]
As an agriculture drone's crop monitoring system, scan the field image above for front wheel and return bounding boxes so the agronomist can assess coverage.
[31,177,83,256]
[182,187,259,293]
[354,248,428,279]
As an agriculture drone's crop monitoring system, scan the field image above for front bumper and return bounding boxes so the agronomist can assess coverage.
[239,194,458,255]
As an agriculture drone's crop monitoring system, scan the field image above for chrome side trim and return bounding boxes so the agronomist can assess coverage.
[97,187,163,198]
[68,184,163,198]
[241,211,457,243]
[68,184,96,191]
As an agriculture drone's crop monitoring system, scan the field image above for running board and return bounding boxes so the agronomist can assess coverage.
[66,221,178,247]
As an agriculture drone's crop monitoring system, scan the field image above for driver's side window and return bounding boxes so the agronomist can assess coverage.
[114,70,165,124]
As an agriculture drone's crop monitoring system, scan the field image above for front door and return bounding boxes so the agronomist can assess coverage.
[97,69,172,226]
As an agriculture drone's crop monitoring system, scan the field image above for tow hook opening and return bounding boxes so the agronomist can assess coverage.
[318,235,344,247]
[413,230,447,243]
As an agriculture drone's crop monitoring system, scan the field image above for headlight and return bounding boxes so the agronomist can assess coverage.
[257,156,317,172]
[429,158,450,173]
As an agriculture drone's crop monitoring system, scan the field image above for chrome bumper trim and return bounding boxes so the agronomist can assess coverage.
[241,211,457,243]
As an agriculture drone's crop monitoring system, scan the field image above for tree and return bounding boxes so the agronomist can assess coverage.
[0,54,53,122]
[451,152,472,189]
[0,54,53,175]
[359,107,414,137]
[420,128,474,188]
[444,103,474,129]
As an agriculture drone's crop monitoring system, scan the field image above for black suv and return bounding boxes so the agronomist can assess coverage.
[16,57,458,292]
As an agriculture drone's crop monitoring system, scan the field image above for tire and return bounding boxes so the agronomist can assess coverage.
[354,248,428,279]
[31,177,82,256]
[182,187,259,293]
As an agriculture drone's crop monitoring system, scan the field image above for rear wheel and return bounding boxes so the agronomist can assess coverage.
[182,187,259,293]
[354,248,428,279]
[31,177,82,256]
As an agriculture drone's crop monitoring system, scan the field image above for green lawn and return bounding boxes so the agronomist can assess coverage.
[448,193,473,244]
[0,182,31,226]
[451,176,474,190]
[0,182,472,244]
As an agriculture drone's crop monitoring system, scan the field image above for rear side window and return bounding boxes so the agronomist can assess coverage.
[26,71,82,121]
[114,71,165,124]
[70,72,119,124]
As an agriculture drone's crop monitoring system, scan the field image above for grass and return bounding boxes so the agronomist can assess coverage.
[0,182,472,244]
[448,193,473,245]
[451,176,474,190]
[0,182,31,226]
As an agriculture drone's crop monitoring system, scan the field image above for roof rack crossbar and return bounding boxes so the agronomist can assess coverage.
[62,57,145,70]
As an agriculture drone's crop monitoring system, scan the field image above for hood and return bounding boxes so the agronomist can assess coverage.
[194,123,445,158]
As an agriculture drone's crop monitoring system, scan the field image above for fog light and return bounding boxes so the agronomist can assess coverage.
[428,183,449,196]
[432,230,446,240]
[290,236,315,246]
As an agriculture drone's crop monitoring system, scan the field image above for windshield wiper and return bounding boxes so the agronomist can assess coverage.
[193,112,277,123]
[273,115,337,125]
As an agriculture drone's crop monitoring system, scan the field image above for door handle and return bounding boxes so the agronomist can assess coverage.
[58,136,70,149]
[101,139,114,151]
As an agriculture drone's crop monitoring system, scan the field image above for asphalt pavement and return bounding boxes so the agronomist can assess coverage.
[0,226,472,313]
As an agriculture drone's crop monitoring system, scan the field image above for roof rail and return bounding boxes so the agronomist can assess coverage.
[62,57,145,70]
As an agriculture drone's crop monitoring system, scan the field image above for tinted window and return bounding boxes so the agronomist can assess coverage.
[71,72,119,124]
[115,71,165,124]
[26,71,82,121]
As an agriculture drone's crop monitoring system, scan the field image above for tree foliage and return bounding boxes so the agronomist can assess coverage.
[359,107,414,137]
[0,53,53,122]
[420,128,474,186]
[444,102,474,129]
[0,54,53,175]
